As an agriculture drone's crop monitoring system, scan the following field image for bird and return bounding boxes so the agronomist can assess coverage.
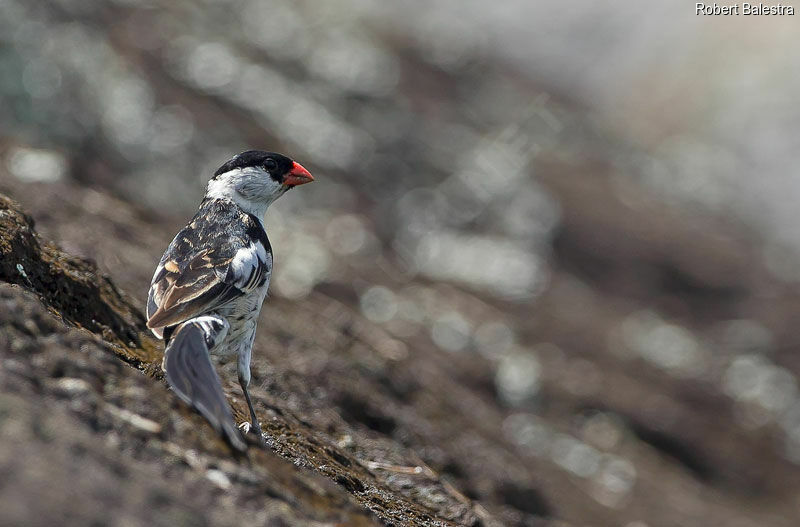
[146,150,314,451]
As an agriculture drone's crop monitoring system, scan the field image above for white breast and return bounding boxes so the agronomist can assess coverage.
[215,273,270,356]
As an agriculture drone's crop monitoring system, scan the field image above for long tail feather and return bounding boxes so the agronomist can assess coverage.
[164,320,246,452]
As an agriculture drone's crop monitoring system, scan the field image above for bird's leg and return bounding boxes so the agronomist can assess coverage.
[236,340,267,447]
[238,372,264,438]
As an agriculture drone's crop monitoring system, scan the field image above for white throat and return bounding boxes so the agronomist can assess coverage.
[205,167,286,219]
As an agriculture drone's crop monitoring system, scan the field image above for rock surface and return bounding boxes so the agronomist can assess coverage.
[2,166,800,527]
[0,192,493,526]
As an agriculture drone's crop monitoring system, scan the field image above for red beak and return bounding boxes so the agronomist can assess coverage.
[283,161,314,187]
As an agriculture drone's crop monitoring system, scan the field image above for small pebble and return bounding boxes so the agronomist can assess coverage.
[205,469,232,490]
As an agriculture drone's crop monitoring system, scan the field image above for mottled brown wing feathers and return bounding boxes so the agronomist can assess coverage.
[147,250,238,330]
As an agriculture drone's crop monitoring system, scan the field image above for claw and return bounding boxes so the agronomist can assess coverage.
[238,420,268,449]
[239,420,264,437]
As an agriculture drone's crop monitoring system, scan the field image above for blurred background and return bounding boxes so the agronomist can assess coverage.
[2,1,800,526]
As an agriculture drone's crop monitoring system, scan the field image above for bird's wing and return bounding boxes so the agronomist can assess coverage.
[147,241,270,332]
[147,247,235,330]
[164,318,246,451]
[147,200,272,335]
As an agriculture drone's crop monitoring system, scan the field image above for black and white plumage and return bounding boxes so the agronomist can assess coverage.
[147,150,313,451]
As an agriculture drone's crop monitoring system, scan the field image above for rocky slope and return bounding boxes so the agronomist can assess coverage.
[0,189,491,526]
[3,166,800,526]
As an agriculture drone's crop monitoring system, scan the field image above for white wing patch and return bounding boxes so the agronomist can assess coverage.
[229,241,271,291]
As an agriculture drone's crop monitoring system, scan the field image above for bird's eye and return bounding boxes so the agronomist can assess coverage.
[264,159,278,171]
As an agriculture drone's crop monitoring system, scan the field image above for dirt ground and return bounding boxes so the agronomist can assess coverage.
[3,164,800,526]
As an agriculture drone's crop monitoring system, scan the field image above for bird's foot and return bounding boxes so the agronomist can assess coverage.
[238,420,258,435]
[238,420,266,442]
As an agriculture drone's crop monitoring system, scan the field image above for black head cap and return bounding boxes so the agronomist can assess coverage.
[213,150,295,183]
